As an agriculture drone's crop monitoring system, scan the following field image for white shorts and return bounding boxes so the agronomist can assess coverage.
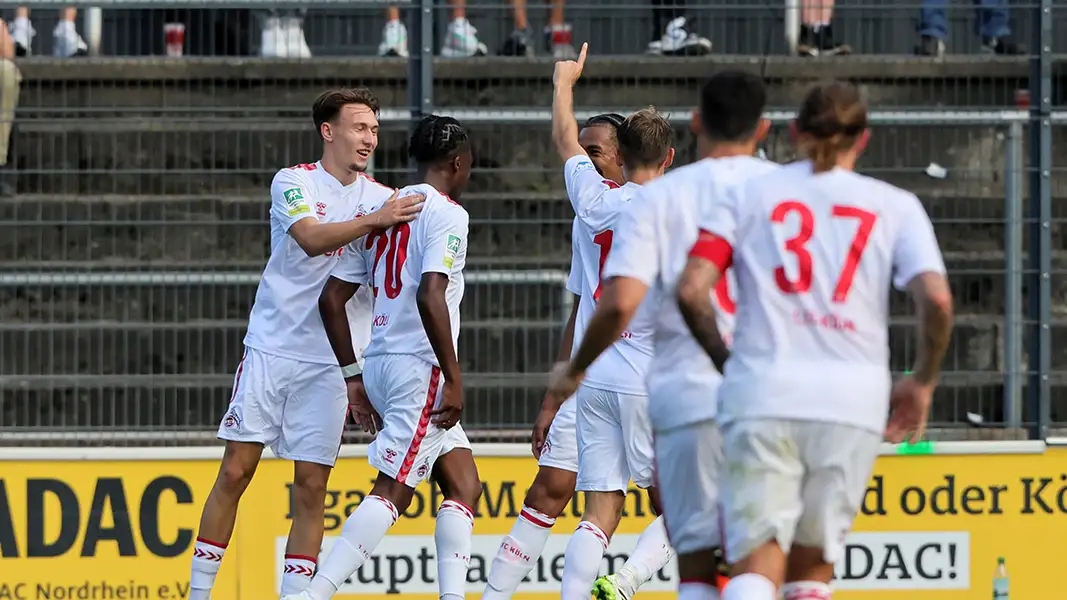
[719,418,881,565]
[653,419,723,555]
[537,394,578,473]
[363,354,472,488]
[218,346,347,467]
[575,385,654,492]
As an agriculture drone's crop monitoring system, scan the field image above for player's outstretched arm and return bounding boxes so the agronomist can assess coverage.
[906,272,955,386]
[417,273,464,429]
[319,276,363,368]
[288,191,425,257]
[551,43,589,163]
[676,256,731,373]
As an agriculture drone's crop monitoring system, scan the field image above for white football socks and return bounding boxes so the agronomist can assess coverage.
[436,500,475,600]
[614,516,674,594]
[781,580,832,600]
[189,537,226,600]
[723,572,777,600]
[280,553,317,594]
[679,580,721,600]
[560,521,609,599]
[483,505,557,599]
[306,495,399,600]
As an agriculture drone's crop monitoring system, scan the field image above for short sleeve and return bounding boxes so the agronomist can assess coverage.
[422,205,470,276]
[269,169,317,232]
[566,218,582,295]
[563,154,617,231]
[602,192,660,286]
[332,240,369,285]
[892,194,947,291]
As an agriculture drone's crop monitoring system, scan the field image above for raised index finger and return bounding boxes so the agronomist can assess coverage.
[576,43,588,69]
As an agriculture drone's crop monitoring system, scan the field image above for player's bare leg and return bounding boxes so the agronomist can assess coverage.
[190,441,264,600]
[297,472,412,600]
[432,448,482,600]
[722,541,785,600]
[279,460,334,594]
[561,489,626,599]
[484,466,576,598]
[779,545,833,600]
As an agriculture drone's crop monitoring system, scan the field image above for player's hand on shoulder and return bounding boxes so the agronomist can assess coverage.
[431,378,463,430]
[552,42,588,88]
[371,190,425,228]
[884,375,934,444]
[346,377,382,435]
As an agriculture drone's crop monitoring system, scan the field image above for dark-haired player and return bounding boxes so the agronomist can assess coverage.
[547,70,777,600]
[189,89,424,600]
[677,82,952,600]
[285,115,477,600]
[482,112,634,599]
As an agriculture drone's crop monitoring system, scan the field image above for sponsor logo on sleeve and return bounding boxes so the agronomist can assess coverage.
[571,160,594,177]
[443,234,462,269]
[283,187,310,217]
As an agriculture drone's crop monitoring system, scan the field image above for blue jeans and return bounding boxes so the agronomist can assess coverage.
[919,0,1010,40]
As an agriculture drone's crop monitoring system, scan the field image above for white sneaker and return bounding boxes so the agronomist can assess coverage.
[261,16,311,58]
[52,20,87,57]
[440,17,487,57]
[9,16,34,56]
[378,19,408,57]
[648,16,711,56]
[260,16,283,57]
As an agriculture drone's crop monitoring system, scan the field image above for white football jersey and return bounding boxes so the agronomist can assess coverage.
[564,154,656,396]
[694,160,947,434]
[243,163,389,365]
[332,183,469,367]
[603,156,778,430]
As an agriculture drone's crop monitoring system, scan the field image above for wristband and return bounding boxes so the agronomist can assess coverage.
[340,362,362,379]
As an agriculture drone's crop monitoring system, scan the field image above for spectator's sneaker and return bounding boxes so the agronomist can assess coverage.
[441,18,488,57]
[283,16,312,58]
[982,37,1024,55]
[261,16,312,58]
[9,17,33,56]
[378,19,408,57]
[499,27,533,57]
[545,23,576,59]
[798,24,850,56]
[647,17,711,56]
[915,35,946,57]
[52,20,87,57]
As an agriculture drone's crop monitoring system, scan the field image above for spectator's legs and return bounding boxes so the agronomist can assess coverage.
[976,0,1020,54]
[0,20,19,197]
[9,8,33,56]
[544,0,575,58]
[260,6,310,58]
[916,0,948,56]
[440,0,487,57]
[499,0,533,56]
[646,0,710,56]
[378,6,408,57]
[797,0,849,56]
[52,7,87,58]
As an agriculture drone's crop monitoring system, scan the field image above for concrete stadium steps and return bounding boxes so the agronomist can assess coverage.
[0,316,1051,377]
[14,118,1058,195]
[0,375,1059,432]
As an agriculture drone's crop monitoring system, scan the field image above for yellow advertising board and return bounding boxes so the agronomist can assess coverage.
[0,443,1060,599]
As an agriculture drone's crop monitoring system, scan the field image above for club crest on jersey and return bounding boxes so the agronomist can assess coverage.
[443,234,462,269]
[416,461,429,479]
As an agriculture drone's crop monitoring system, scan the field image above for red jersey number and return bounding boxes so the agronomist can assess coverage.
[592,229,613,301]
[365,223,411,299]
[770,201,878,304]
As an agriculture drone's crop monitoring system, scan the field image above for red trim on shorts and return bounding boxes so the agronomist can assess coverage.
[228,350,247,404]
[284,553,318,563]
[717,575,730,594]
[196,536,228,549]
[519,506,555,529]
[688,229,733,272]
[396,366,442,484]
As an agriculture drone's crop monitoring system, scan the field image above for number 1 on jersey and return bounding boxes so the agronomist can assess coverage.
[592,229,613,301]
[771,201,878,304]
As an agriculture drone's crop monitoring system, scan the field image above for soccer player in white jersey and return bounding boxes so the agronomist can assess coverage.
[547,71,775,600]
[284,115,477,600]
[189,88,424,600]
[676,82,955,600]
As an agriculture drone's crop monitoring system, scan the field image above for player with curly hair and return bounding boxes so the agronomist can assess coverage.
[284,115,478,600]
